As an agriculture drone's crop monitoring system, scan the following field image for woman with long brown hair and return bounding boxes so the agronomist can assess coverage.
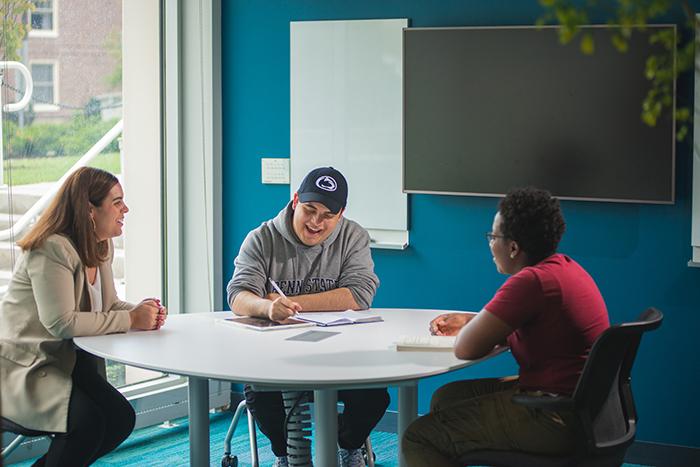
[0,167,166,466]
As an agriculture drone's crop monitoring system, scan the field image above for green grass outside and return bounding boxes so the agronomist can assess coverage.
[3,152,122,186]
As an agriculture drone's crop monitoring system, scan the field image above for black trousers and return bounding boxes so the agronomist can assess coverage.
[33,350,135,467]
[244,385,390,457]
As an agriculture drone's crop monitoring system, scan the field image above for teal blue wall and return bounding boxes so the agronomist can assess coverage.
[222,0,700,447]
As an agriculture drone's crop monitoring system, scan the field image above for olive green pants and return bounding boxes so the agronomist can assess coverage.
[401,377,578,467]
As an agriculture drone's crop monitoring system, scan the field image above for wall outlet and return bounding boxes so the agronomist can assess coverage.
[261,158,290,184]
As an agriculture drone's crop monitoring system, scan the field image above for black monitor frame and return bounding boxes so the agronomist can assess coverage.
[402,25,676,204]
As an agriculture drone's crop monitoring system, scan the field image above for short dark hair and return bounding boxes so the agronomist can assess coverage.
[498,187,565,264]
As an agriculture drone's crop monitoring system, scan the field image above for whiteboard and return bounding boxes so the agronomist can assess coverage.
[290,19,408,240]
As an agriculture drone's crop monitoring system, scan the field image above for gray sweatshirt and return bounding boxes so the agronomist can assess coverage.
[226,202,379,310]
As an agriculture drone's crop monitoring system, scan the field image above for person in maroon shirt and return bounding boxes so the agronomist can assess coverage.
[402,187,610,467]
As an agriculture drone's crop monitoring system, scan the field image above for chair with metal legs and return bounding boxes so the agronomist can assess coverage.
[1,417,52,462]
[222,399,259,467]
[221,398,376,467]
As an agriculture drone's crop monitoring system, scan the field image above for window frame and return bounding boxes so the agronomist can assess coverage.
[27,0,59,38]
[29,59,59,112]
[119,0,224,419]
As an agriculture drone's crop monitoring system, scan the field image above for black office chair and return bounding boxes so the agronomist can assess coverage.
[457,307,663,467]
[1,417,52,461]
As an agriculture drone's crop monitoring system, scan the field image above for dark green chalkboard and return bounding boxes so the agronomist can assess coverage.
[403,25,675,203]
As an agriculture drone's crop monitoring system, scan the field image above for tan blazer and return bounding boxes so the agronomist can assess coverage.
[0,234,133,433]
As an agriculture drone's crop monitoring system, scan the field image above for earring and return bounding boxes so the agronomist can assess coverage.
[510,252,516,259]
[90,217,97,232]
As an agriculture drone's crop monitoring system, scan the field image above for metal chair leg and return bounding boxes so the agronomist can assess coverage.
[221,399,259,467]
[1,434,26,458]
[223,400,247,455]
[364,436,375,467]
[247,406,259,467]
[224,398,374,467]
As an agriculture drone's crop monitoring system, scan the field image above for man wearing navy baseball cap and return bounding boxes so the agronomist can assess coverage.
[291,166,349,246]
[297,166,348,214]
[227,167,387,467]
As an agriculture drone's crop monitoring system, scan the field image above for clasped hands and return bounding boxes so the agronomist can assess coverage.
[129,298,167,330]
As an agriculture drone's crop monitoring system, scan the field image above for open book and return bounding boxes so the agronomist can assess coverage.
[294,310,383,327]
[395,335,456,352]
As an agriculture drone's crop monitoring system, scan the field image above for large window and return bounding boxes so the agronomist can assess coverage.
[2,0,163,387]
[2,0,228,462]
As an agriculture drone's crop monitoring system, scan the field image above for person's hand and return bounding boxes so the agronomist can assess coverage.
[429,313,474,336]
[155,300,168,329]
[145,298,167,329]
[267,296,302,322]
[129,298,163,330]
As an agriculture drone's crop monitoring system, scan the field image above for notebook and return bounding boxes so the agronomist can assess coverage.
[293,310,383,327]
[217,316,314,332]
[395,335,456,352]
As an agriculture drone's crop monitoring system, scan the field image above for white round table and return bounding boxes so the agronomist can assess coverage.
[75,308,503,466]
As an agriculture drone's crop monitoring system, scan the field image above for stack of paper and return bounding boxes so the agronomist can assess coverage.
[395,335,456,352]
[294,310,383,327]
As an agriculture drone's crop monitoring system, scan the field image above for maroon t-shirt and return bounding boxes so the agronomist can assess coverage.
[485,254,609,395]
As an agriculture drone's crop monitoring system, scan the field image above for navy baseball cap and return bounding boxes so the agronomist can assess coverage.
[297,167,348,214]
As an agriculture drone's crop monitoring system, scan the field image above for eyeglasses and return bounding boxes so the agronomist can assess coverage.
[485,232,505,242]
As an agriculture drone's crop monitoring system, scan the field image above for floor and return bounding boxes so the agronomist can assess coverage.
[11,412,398,466]
[10,411,653,466]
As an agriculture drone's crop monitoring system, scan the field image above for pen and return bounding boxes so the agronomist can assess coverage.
[268,278,287,299]
[268,278,298,316]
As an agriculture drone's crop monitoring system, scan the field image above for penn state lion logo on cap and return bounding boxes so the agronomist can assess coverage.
[297,167,347,214]
[315,175,337,192]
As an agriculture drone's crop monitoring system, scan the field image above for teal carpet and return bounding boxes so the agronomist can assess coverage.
[11,412,399,467]
[11,411,653,466]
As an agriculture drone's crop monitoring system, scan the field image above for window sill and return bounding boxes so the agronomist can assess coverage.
[120,373,185,397]
[33,104,60,112]
[28,30,58,39]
